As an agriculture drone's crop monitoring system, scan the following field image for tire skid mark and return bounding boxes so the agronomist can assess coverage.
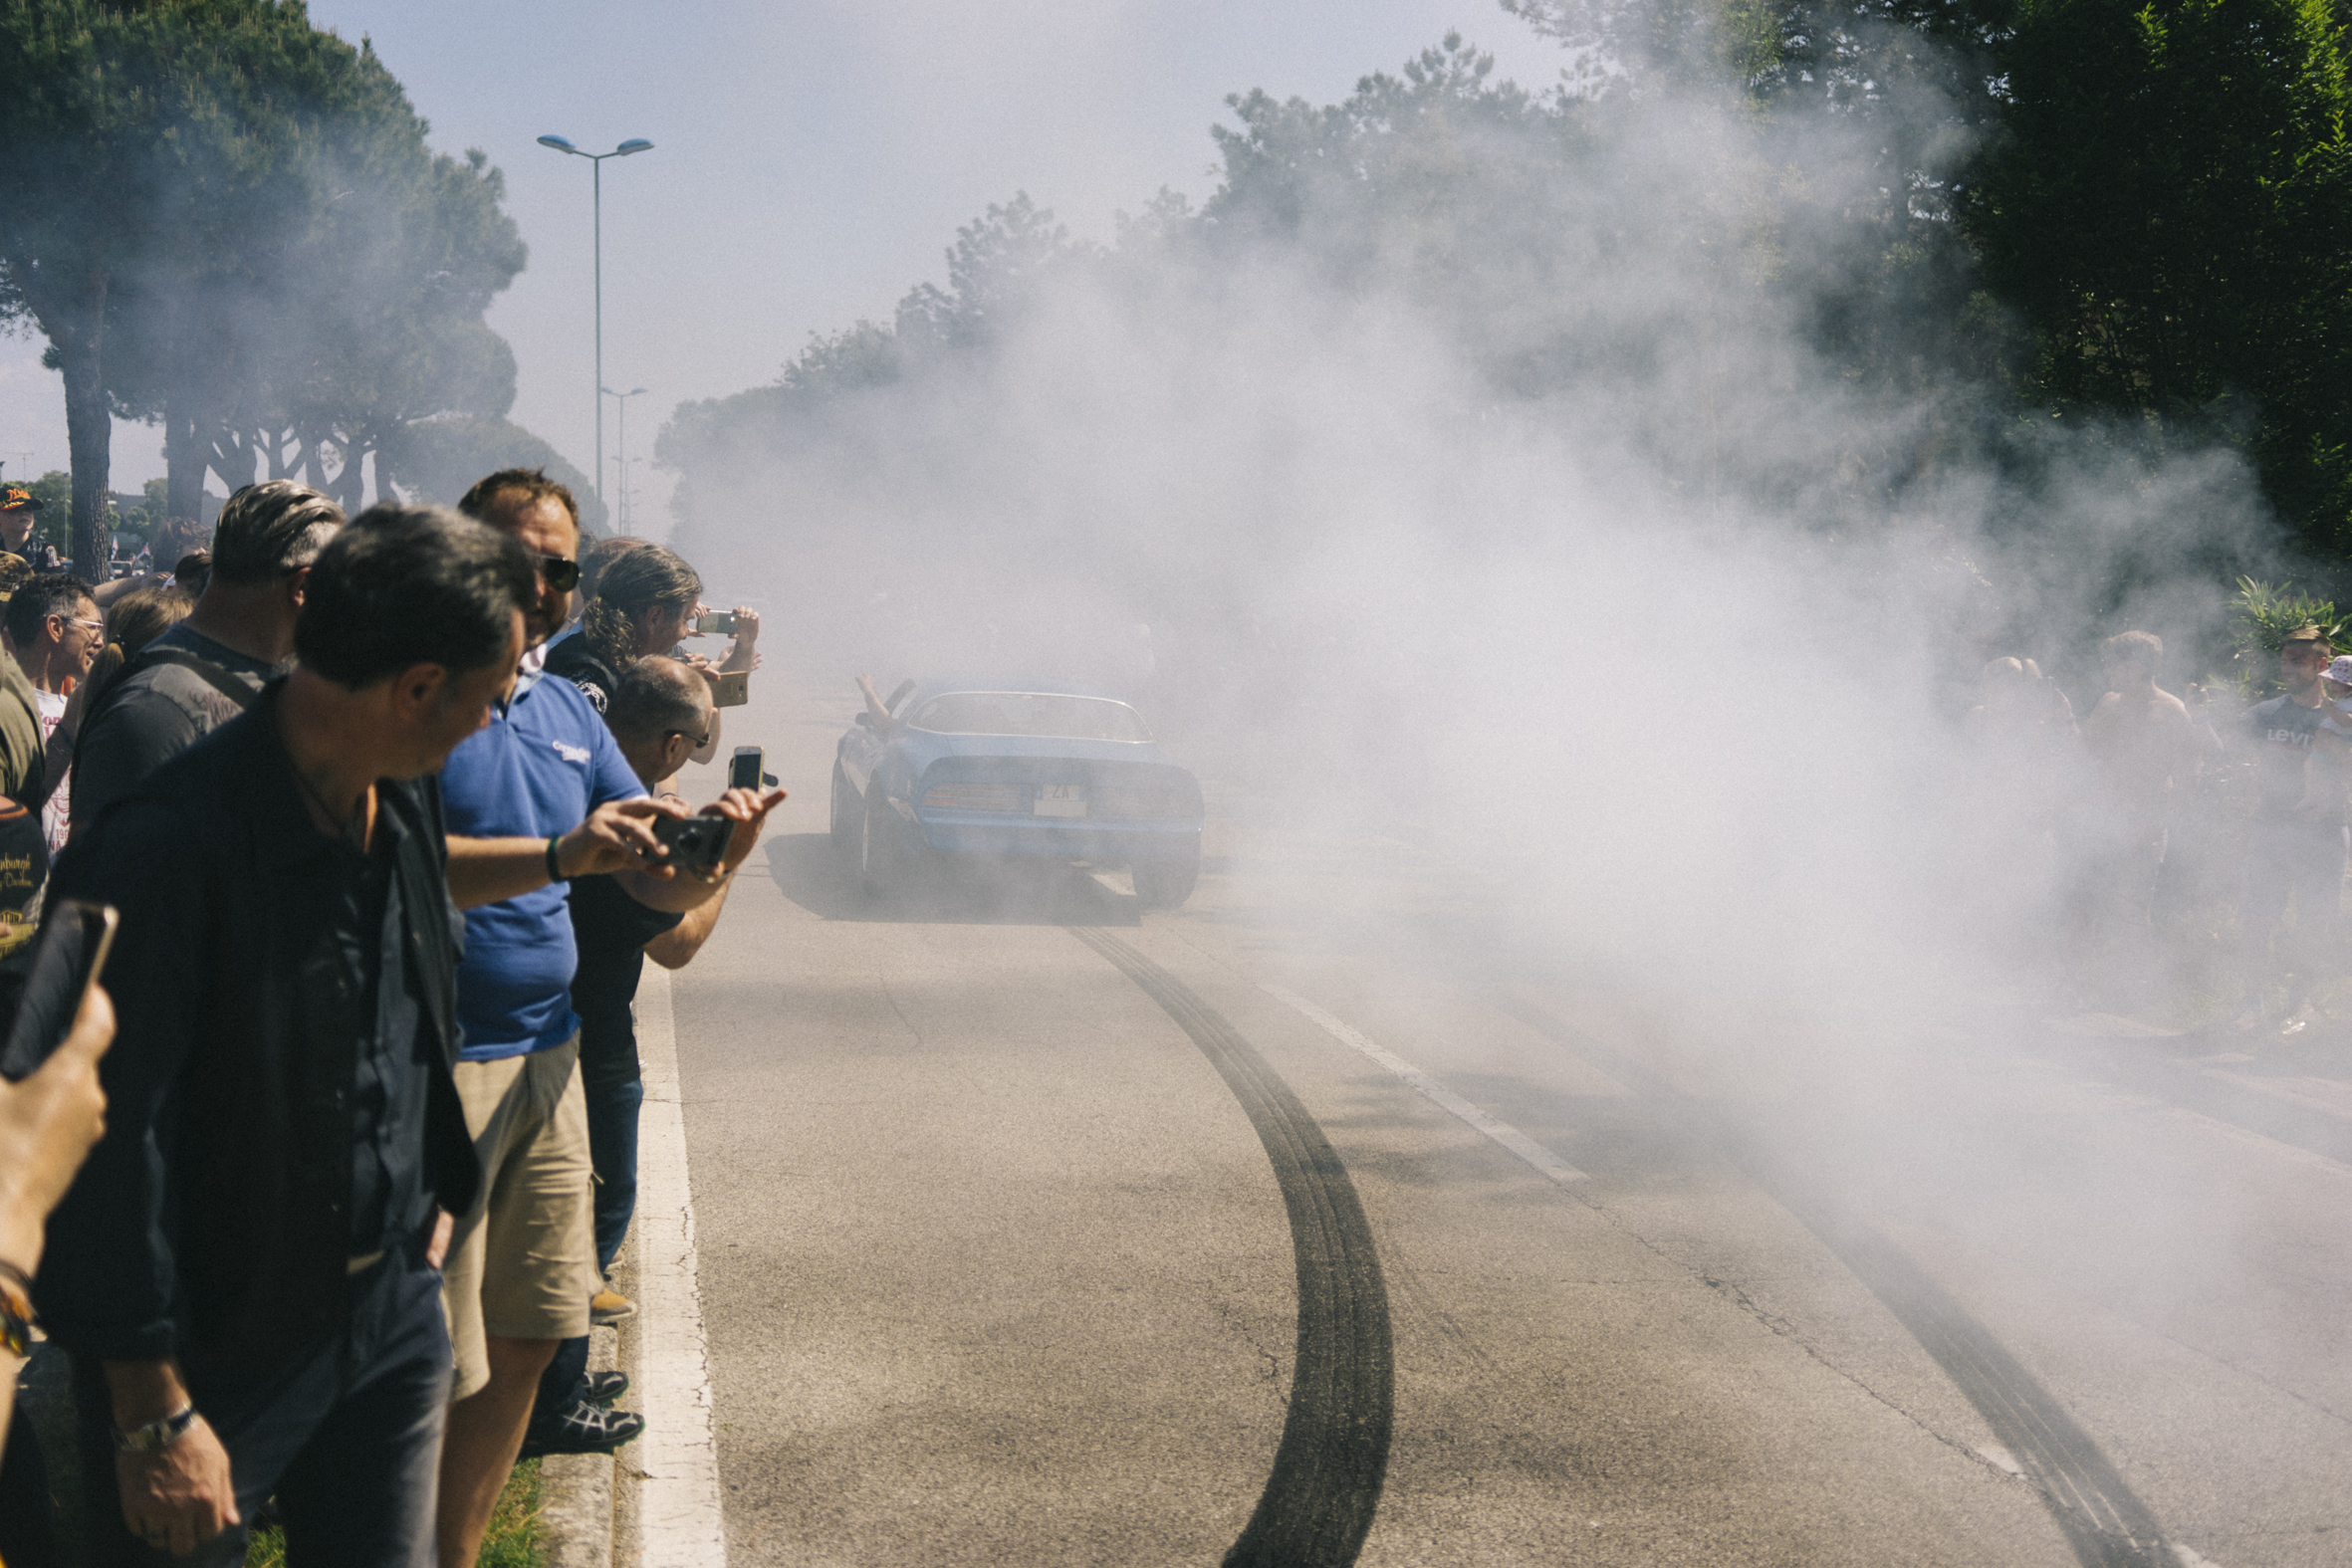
[1497,994,2178,1568]
[1067,927,1393,1568]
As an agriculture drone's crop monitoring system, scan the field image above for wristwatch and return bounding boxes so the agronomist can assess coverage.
[114,1405,198,1454]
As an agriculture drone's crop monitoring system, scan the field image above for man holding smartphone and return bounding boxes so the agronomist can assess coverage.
[36,510,539,1567]
[524,656,779,1451]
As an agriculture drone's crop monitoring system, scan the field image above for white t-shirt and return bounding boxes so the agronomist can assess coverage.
[32,686,67,855]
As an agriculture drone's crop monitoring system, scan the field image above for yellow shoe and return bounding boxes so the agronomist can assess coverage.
[590,1287,636,1325]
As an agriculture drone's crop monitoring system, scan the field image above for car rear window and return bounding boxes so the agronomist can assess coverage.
[907,692,1152,743]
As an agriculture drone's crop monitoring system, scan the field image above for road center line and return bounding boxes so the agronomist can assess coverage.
[632,964,729,1568]
[1264,985,1589,1185]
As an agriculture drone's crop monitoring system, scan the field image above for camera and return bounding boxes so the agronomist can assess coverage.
[650,812,730,878]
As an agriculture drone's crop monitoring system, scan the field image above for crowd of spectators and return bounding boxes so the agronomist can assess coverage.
[1965,625,2352,1030]
[0,469,779,1568]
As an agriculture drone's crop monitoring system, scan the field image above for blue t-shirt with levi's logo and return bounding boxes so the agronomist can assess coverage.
[440,667,645,1060]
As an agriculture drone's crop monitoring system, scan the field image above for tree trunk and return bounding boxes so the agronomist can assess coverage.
[58,264,113,574]
[163,396,207,522]
[333,431,368,515]
[208,427,257,494]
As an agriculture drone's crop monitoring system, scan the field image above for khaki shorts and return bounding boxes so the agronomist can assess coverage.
[441,1038,597,1401]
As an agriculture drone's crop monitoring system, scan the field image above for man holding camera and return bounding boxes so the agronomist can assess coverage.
[433,471,767,1568]
[526,655,776,1451]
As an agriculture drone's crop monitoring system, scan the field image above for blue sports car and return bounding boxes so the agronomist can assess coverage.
[830,677,1205,908]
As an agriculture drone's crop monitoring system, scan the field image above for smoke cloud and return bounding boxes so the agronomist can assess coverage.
[664,27,2280,1075]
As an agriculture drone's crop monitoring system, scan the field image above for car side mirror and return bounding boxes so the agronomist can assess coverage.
[853,712,872,728]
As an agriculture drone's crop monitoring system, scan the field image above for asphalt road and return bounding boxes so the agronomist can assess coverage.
[646,665,2352,1568]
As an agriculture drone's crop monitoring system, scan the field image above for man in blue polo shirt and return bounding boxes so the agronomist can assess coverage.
[431,469,766,1568]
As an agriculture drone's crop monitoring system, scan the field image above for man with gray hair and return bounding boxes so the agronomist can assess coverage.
[69,480,343,834]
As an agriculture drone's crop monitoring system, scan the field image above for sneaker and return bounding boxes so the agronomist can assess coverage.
[519,1398,644,1457]
[584,1369,629,1406]
[2280,1002,2322,1036]
[589,1288,636,1325]
[2231,998,2267,1031]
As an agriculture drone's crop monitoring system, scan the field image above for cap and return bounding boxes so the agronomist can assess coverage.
[0,487,40,513]
[2325,656,2352,685]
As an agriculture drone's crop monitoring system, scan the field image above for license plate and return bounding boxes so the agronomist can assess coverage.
[1034,784,1088,818]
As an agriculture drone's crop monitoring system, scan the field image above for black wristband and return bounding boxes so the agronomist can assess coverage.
[546,833,565,883]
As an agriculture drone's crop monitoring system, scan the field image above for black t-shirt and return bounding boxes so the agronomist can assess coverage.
[544,635,623,716]
[568,873,682,1074]
[2241,694,2342,824]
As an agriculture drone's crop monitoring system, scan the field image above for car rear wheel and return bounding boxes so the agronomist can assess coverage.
[830,764,856,848]
[860,792,920,898]
[1132,853,1199,911]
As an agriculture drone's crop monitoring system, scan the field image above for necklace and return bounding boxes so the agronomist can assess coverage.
[290,760,365,847]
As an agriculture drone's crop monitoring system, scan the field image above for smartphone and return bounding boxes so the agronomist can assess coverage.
[729,747,763,790]
[710,670,750,708]
[0,900,118,1081]
[693,611,738,636]
[650,813,731,878]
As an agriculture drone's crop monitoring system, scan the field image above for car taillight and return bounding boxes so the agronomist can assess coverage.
[921,783,1027,812]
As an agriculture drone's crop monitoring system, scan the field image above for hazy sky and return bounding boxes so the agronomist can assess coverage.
[0,0,1567,527]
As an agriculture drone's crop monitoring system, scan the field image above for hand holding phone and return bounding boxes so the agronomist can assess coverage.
[0,901,118,1082]
[728,747,780,789]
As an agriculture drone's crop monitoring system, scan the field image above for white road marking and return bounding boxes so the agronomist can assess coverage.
[632,965,729,1568]
[1264,984,1589,1184]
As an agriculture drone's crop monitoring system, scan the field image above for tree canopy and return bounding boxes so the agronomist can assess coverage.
[0,0,576,560]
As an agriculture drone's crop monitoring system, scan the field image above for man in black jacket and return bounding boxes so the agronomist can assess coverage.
[37,508,539,1567]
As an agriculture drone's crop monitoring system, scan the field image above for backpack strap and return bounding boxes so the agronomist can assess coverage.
[72,646,261,778]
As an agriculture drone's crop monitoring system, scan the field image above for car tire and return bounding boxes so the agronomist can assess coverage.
[1132,853,1199,911]
[859,792,892,897]
[830,764,856,849]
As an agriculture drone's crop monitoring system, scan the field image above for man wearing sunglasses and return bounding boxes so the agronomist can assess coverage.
[70,481,345,839]
[434,470,769,1568]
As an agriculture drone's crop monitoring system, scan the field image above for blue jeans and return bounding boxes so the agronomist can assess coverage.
[583,1062,642,1274]
[74,1247,450,1568]
[534,1028,642,1424]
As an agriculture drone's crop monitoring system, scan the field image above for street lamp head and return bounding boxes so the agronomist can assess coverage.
[615,138,654,155]
[537,133,581,153]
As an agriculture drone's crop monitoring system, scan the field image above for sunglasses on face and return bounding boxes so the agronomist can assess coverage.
[664,728,711,752]
[538,556,581,593]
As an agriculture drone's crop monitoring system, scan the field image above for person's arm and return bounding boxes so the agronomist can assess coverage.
[644,877,730,969]
[716,608,760,674]
[91,573,170,611]
[0,985,113,1454]
[444,796,686,909]
[855,673,895,727]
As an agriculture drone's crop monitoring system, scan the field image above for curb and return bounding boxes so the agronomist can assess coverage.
[537,1320,623,1568]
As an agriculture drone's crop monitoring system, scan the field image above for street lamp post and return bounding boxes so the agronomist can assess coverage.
[602,385,647,533]
[537,134,654,513]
